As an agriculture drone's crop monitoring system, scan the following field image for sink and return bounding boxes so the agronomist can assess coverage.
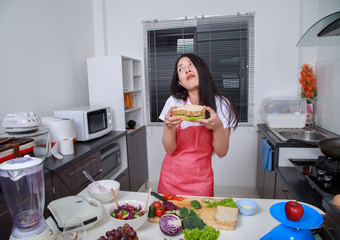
[277,130,328,142]
[270,127,337,143]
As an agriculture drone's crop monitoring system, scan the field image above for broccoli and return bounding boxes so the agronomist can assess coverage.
[180,207,189,218]
[182,215,206,230]
[190,200,202,209]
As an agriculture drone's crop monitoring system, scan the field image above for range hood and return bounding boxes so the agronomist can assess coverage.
[297,11,340,47]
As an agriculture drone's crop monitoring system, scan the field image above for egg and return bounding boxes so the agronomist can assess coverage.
[333,194,340,210]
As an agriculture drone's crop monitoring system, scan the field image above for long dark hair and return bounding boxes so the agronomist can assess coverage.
[170,53,239,127]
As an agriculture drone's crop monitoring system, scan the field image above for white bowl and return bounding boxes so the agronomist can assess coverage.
[87,179,120,203]
[236,199,258,216]
[108,200,147,230]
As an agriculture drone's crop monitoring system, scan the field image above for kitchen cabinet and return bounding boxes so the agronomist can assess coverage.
[115,168,130,191]
[256,129,277,199]
[126,125,148,191]
[275,171,293,199]
[52,152,102,199]
[87,55,144,131]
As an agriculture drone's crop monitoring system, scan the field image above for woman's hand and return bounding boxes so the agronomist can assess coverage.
[198,106,230,158]
[164,106,182,129]
[162,106,181,154]
[198,106,223,131]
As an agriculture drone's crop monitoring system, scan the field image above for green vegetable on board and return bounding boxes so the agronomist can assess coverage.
[190,200,202,209]
[203,197,237,208]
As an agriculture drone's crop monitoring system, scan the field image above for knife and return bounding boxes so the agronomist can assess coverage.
[151,191,168,202]
[151,191,181,210]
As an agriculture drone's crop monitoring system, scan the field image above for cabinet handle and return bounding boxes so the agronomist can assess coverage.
[281,189,291,199]
[257,131,267,139]
[67,158,98,176]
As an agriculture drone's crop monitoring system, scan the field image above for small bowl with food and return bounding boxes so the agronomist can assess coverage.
[108,200,147,230]
[87,179,120,203]
[236,199,258,216]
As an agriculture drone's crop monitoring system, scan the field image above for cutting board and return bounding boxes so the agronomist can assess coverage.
[148,197,237,230]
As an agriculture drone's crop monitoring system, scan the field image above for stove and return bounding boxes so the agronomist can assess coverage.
[290,156,340,198]
[290,157,340,240]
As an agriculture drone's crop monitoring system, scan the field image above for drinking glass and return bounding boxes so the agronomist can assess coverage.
[62,217,86,240]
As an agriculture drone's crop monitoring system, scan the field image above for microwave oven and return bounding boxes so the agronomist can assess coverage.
[54,106,112,141]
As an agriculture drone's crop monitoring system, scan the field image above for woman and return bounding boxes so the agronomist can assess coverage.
[158,53,239,197]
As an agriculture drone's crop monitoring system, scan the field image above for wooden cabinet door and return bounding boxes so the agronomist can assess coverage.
[52,152,102,199]
[127,126,149,191]
[115,168,130,191]
[275,172,293,199]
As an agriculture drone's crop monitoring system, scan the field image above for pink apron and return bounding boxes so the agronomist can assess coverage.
[158,103,214,197]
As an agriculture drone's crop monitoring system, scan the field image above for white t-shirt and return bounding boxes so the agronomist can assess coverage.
[159,96,235,129]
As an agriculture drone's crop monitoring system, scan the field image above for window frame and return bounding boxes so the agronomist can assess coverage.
[143,13,254,126]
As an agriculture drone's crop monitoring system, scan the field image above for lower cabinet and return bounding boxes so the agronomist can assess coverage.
[126,126,149,192]
[256,128,277,199]
[0,200,11,240]
[275,172,293,199]
[115,168,130,191]
[52,152,102,199]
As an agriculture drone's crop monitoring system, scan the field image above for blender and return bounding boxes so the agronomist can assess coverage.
[0,156,52,240]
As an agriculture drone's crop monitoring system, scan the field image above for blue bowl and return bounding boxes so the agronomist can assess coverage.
[236,199,258,216]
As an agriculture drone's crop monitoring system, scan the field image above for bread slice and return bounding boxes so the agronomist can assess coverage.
[171,105,205,122]
[214,206,238,228]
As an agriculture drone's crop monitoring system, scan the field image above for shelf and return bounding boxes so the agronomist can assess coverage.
[124,89,142,94]
[124,106,141,113]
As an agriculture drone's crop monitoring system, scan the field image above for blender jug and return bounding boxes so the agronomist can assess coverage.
[0,156,52,240]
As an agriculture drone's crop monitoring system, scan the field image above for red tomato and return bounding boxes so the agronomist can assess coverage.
[176,196,185,201]
[167,194,176,200]
[117,214,123,219]
[162,193,170,199]
[152,201,162,209]
[155,206,165,217]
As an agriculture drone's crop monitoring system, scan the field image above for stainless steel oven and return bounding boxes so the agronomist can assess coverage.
[100,142,122,179]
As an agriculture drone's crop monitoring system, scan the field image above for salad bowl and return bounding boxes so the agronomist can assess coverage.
[108,200,147,230]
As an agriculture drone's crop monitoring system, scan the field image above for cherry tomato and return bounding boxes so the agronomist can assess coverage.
[152,201,162,209]
[117,214,123,219]
[155,206,165,217]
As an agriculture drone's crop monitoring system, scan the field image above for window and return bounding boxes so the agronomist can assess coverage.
[143,13,254,125]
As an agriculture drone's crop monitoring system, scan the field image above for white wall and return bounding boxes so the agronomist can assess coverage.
[1,0,338,189]
[103,0,302,187]
[0,0,95,121]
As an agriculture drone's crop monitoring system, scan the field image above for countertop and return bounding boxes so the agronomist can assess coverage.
[43,131,126,175]
[47,190,324,240]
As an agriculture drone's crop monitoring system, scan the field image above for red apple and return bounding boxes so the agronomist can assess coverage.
[284,200,304,221]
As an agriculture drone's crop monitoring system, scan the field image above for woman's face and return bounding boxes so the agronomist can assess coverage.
[177,57,199,91]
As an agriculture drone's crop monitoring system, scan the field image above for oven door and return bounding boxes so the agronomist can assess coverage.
[100,142,122,179]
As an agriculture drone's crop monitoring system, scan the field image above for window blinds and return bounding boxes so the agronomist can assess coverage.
[143,13,254,125]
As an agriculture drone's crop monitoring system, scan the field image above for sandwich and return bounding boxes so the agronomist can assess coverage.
[214,205,238,229]
[171,104,205,122]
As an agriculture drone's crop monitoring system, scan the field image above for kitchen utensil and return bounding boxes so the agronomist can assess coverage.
[110,188,119,208]
[144,188,152,212]
[151,191,169,202]
[87,179,120,203]
[108,200,147,230]
[47,196,104,231]
[83,170,109,193]
[0,156,53,240]
[2,112,41,133]
[236,199,258,216]
[318,137,340,159]
[260,202,323,240]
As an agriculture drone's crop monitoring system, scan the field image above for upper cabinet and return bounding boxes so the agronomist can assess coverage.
[297,11,340,47]
[87,56,145,131]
